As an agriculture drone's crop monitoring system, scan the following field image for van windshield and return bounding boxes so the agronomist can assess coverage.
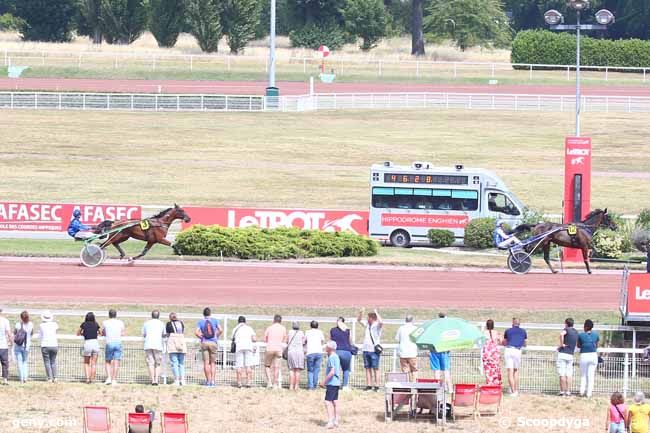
[488,192,520,216]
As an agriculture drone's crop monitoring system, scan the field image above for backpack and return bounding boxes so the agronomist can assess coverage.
[203,319,215,340]
[14,323,27,347]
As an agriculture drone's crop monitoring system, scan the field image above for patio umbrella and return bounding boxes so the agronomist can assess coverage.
[409,317,484,352]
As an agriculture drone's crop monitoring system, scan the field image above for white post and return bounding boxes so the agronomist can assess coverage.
[152,56,156,71]
[190,55,193,72]
[41,51,45,66]
[227,55,231,72]
[177,95,180,111]
[623,352,629,398]
[106,94,110,110]
[58,93,62,110]
[78,54,82,69]
[309,76,314,96]
[378,61,382,77]
[605,66,608,81]
[416,61,420,78]
[632,329,637,378]
[10,92,13,109]
[82,94,86,110]
[35,93,38,109]
[491,63,495,78]
[268,0,276,88]
[131,94,134,111]
[644,69,647,83]
[3,49,6,67]
[114,56,118,69]
[453,62,457,79]
[303,58,306,74]
[529,64,533,80]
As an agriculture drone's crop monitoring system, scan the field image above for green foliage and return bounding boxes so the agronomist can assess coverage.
[511,30,650,68]
[186,0,223,52]
[632,229,650,254]
[174,225,379,259]
[0,12,23,31]
[464,217,496,249]
[289,23,348,50]
[424,0,512,51]
[427,229,455,248]
[343,0,387,51]
[150,0,185,47]
[15,0,78,42]
[636,209,650,230]
[592,229,624,259]
[100,0,149,44]
[223,0,262,54]
[0,0,16,15]
[77,0,103,43]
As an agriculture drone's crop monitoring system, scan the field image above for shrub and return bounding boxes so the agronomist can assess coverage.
[289,24,348,50]
[464,217,496,249]
[632,228,650,253]
[343,0,387,51]
[427,229,454,248]
[173,225,378,259]
[0,13,24,31]
[592,229,624,259]
[636,209,650,230]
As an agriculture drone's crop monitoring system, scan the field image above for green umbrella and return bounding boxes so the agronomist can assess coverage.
[410,317,485,352]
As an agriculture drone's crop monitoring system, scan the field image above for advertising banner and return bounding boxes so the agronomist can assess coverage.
[564,137,592,262]
[380,213,469,228]
[626,273,650,316]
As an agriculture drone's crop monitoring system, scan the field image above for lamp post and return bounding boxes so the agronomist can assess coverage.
[266,0,278,97]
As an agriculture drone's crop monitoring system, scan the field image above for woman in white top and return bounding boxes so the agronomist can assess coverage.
[14,310,34,383]
[231,316,257,388]
[38,311,59,382]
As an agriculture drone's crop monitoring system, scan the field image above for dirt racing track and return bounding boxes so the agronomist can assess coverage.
[0,258,621,310]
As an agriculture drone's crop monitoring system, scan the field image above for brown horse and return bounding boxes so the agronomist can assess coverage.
[514,209,616,275]
[96,204,191,260]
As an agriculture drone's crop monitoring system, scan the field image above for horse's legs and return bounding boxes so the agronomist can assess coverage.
[581,247,592,275]
[132,241,155,260]
[543,242,558,274]
[101,234,127,260]
[157,238,179,255]
[112,240,127,260]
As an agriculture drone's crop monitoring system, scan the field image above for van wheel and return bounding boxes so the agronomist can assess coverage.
[390,230,410,248]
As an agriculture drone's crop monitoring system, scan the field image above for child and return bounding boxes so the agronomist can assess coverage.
[320,341,342,429]
[627,392,650,433]
[606,392,627,433]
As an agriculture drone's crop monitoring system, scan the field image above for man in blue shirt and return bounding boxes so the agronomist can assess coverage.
[503,317,527,397]
[195,307,222,387]
[320,341,342,429]
[67,209,93,240]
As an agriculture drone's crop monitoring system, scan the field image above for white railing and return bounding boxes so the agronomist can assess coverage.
[3,91,650,113]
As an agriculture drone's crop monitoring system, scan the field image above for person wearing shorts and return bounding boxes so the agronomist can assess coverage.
[78,312,101,384]
[102,309,125,386]
[232,316,257,388]
[264,315,287,388]
[503,317,527,397]
[196,308,222,387]
[358,308,383,391]
[142,310,165,386]
[395,315,418,381]
[557,318,578,396]
[320,341,342,429]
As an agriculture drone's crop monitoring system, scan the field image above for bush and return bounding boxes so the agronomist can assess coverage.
[636,209,650,230]
[427,229,454,248]
[511,30,650,69]
[464,217,496,249]
[343,0,387,51]
[592,229,624,259]
[173,225,378,259]
[289,24,348,50]
[632,229,650,253]
[0,13,24,31]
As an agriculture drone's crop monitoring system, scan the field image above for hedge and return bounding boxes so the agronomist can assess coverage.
[511,30,650,69]
[173,225,378,259]
[592,229,624,259]
[427,229,454,248]
[289,24,349,50]
[464,217,496,250]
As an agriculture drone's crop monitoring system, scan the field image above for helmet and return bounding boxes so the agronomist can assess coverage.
[73,209,82,218]
[496,219,505,227]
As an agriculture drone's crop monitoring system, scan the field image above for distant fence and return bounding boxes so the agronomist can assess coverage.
[3,91,650,114]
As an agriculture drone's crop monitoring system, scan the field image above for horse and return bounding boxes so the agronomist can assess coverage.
[94,204,191,261]
[513,208,616,275]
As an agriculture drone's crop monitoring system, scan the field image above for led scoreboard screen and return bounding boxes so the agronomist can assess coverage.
[384,173,469,185]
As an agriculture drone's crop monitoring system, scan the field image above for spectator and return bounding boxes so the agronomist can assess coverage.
[320,341,342,429]
[264,314,287,389]
[330,317,354,391]
[503,317,527,397]
[142,310,165,386]
[38,310,58,383]
[627,392,650,433]
[195,307,222,388]
[305,320,325,390]
[557,317,578,397]
[482,319,502,386]
[13,310,33,383]
[231,316,256,388]
[0,307,12,385]
[357,308,383,391]
[577,319,599,398]
[102,309,125,386]
[129,404,155,433]
[166,312,187,387]
[287,321,305,391]
[429,312,452,391]
[606,392,627,433]
[77,312,100,384]
[395,315,418,382]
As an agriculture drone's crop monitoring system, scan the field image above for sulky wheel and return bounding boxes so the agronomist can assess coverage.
[507,250,532,275]
[80,244,105,268]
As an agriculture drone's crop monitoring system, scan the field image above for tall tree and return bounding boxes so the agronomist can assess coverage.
[100,0,149,44]
[78,0,103,44]
[222,0,262,54]
[344,0,388,51]
[425,0,511,51]
[411,0,425,55]
[150,0,185,47]
[15,0,78,42]
[186,0,223,52]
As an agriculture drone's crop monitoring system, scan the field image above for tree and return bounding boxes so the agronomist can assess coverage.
[15,0,78,42]
[100,0,149,44]
[411,0,425,55]
[150,0,185,47]
[344,0,388,50]
[425,0,512,51]
[186,0,223,53]
[78,0,103,44]
[222,0,262,54]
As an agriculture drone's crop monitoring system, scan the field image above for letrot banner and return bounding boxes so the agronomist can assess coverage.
[626,273,650,317]
[564,137,592,262]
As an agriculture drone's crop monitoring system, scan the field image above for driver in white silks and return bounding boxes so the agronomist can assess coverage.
[493,220,522,249]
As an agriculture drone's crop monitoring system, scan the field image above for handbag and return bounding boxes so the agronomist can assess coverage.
[231,324,241,354]
[282,331,299,360]
[368,324,383,355]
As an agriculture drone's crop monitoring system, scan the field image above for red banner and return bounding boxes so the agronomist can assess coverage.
[626,274,650,315]
[182,207,369,235]
[0,202,141,232]
[380,213,469,228]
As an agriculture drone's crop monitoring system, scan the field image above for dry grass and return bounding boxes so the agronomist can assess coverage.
[0,382,611,433]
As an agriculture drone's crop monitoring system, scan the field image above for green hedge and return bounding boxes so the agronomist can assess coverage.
[593,229,624,259]
[427,229,454,248]
[511,30,650,69]
[173,225,378,259]
[288,24,349,50]
[464,217,496,250]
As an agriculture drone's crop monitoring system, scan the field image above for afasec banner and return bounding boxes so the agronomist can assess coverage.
[182,207,369,235]
[626,273,650,315]
[0,202,141,232]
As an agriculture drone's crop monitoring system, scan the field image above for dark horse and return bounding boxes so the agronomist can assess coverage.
[514,209,616,275]
[94,204,191,261]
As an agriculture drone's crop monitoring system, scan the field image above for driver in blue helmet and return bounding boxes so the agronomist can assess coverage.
[494,220,521,249]
[67,209,93,240]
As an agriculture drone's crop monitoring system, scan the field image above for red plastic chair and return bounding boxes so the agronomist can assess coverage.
[83,406,111,433]
[476,385,502,417]
[416,378,441,412]
[161,412,188,433]
[125,413,150,433]
[452,384,478,420]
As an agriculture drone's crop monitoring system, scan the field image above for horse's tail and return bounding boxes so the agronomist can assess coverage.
[512,223,536,235]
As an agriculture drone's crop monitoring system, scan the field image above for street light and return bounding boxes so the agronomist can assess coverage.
[544,2,614,137]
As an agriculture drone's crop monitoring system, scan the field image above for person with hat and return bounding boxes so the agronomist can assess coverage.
[38,310,59,383]
[67,209,93,240]
[287,321,306,391]
[494,220,522,249]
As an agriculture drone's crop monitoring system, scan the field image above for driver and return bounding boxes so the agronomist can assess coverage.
[494,220,522,249]
[67,209,94,240]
